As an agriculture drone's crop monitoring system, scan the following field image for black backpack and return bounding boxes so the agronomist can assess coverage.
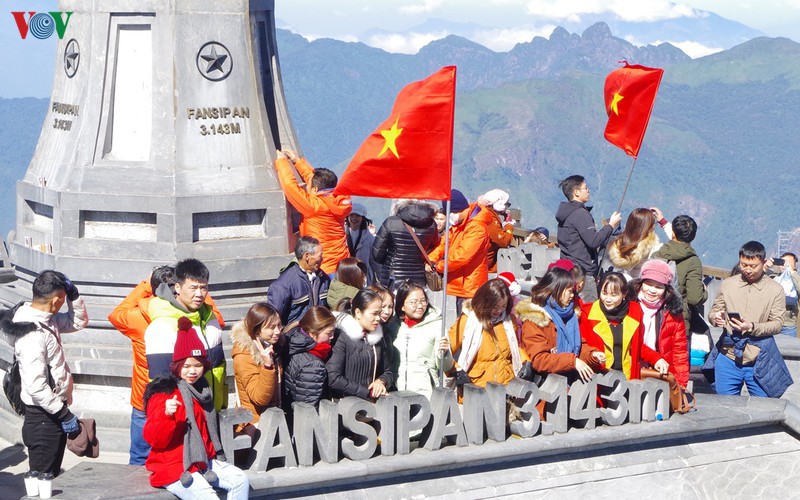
[3,356,25,416]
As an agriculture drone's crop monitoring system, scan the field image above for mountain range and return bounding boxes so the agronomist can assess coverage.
[3,23,800,268]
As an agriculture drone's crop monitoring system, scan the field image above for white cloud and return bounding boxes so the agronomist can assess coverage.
[400,0,445,15]
[365,31,450,54]
[472,26,558,51]
[666,40,724,58]
[525,0,700,23]
[624,35,723,58]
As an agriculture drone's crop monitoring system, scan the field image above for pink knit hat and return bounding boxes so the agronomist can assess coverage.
[640,259,673,285]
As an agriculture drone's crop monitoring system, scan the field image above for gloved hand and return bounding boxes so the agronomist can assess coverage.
[516,361,535,381]
[61,413,79,435]
[63,277,80,301]
[454,369,471,387]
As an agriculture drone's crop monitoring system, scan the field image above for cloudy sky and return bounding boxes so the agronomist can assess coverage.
[276,0,800,53]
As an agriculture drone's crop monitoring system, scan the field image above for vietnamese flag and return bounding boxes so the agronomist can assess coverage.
[334,66,456,200]
[603,62,663,158]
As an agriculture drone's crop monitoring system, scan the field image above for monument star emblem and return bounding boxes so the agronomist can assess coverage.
[64,39,80,78]
[196,41,233,82]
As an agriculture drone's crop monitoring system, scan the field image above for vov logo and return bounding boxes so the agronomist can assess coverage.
[12,11,73,40]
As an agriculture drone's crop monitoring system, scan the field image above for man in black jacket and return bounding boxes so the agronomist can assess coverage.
[555,175,621,301]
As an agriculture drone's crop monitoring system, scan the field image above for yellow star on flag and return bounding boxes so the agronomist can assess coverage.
[610,91,624,115]
[379,117,403,158]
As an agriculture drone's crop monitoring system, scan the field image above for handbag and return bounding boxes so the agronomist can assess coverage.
[403,223,443,291]
[3,356,25,416]
[639,368,695,414]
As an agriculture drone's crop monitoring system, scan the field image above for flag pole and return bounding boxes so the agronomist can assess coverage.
[438,199,451,387]
[615,155,639,214]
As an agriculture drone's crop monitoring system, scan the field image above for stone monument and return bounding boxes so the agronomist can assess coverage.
[0,0,300,447]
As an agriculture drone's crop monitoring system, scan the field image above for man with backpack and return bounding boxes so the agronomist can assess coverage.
[0,270,88,478]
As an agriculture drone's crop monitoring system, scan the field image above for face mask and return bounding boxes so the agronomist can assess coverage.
[449,213,460,226]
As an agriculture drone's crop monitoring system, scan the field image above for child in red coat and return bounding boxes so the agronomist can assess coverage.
[143,317,249,499]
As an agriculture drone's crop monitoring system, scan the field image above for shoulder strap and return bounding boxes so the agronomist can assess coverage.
[403,223,433,266]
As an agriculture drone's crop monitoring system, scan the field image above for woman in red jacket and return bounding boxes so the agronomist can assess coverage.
[143,317,249,499]
[628,259,690,387]
[580,272,669,380]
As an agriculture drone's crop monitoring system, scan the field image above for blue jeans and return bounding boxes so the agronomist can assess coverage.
[165,459,249,499]
[780,325,797,337]
[714,353,768,397]
[129,407,150,465]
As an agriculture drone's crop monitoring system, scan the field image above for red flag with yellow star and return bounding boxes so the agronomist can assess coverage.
[604,62,663,158]
[334,66,456,200]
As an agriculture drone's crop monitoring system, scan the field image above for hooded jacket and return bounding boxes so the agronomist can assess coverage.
[652,240,708,324]
[230,321,280,426]
[144,285,227,411]
[276,157,352,275]
[0,299,88,415]
[485,209,514,273]
[142,376,217,487]
[107,280,225,411]
[579,300,663,380]
[326,313,394,400]
[372,200,439,288]
[283,326,329,408]
[428,203,493,298]
[267,261,330,325]
[556,201,615,276]
[600,231,662,281]
[388,306,453,401]
[516,299,598,374]
[631,299,690,386]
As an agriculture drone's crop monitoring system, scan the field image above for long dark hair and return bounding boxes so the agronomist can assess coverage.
[627,279,684,316]
[529,267,575,307]
[335,257,367,288]
[614,208,656,259]
[471,279,513,332]
[598,272,629,300]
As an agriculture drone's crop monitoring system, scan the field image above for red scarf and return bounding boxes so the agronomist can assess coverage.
[309,342,332,361]
[404,317,421,328]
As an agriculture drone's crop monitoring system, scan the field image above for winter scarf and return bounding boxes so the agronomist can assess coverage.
[599,300,630,324]
[544,296,581,356]
[177,378,223,486]
[456,311,521,374]
[308,341,333,361]
[638,293,665,350]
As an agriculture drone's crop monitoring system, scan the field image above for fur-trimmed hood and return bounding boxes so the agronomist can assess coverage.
[514,299,552,327]
[0,302,37,341]
[143,374,179,411]
[606,231,660,270]
[230,321,266,367]
[335,312,384,346]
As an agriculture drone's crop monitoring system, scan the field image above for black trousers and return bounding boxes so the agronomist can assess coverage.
[22,405,67,476]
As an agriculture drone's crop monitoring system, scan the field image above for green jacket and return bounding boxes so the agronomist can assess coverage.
[326,280,360,310]
[653,240,707,327]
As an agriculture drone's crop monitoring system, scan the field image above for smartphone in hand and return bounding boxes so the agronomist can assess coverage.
[726,312,742,322]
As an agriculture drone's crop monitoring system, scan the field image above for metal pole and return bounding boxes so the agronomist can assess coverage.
[438,199,451,387]
[615,155,639,214]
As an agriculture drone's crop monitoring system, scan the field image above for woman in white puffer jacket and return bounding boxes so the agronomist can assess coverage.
[386,281,453,401]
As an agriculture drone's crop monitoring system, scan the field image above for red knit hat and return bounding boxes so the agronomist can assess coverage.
[548,259,575,272]
[172,316,207,362]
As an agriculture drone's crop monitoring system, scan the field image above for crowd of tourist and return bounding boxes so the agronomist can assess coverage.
[3,150,798,499]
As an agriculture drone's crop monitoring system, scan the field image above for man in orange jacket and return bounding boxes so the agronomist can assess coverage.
[107,267,224,465]
[275,149,352,275]
[428,194,494,314]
